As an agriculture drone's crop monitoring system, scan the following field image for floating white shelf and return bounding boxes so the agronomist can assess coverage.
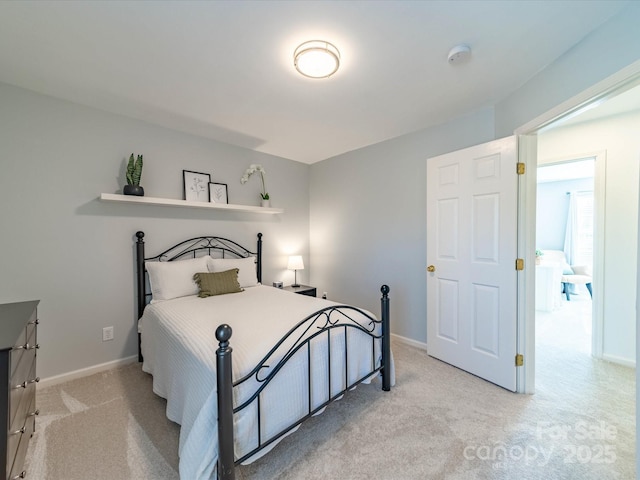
[100,193,283,214]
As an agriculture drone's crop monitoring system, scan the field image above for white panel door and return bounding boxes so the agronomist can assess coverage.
[426,136,518,391]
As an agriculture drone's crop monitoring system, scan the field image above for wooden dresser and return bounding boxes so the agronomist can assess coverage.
[0,301,39,480]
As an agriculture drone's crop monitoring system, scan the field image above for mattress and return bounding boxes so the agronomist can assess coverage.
[139,285,392,480]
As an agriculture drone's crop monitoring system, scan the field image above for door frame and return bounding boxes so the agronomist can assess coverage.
[514,59,640,394]
[536,153,606,359]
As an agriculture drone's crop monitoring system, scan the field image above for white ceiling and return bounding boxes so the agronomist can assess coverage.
[0,1,631,164]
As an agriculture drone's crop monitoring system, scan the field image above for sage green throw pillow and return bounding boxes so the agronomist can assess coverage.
[193,269,242,297]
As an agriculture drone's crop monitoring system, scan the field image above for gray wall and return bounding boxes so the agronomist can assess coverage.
[309,108,495,345]
[0,82,310,379]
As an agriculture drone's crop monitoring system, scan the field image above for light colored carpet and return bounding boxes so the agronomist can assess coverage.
[26,325,635,479]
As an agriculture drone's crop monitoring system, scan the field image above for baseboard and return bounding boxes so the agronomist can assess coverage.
[38,355,139,388]
[39,335,428,388]
[391,333,428,351]
[39,335,427,388]
[601,353,636,369]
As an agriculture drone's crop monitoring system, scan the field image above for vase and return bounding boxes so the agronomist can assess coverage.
[123,185,144,196]
[261,199,270,207]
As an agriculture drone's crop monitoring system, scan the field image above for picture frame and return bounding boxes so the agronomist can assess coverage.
[209,182,229,204]
[183,170,211,202]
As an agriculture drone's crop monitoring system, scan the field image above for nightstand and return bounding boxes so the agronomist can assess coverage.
[284,285,317,297]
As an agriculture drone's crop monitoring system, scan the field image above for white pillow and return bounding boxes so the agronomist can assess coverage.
[146,256,211,302]
[208,256,258,288]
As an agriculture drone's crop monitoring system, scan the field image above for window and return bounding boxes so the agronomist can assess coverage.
[574,190,594,268]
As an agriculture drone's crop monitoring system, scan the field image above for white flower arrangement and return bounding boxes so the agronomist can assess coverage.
[240,164,269,200]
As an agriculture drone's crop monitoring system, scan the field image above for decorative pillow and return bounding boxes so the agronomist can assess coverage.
[563,264,575,275]
[146,256,211,302]
[193,269,242,298]
[208,256,258,288]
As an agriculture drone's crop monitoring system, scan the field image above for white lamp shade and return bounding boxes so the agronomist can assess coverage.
[287,255,304,271]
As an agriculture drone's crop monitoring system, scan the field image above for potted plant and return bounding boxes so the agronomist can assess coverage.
[535,249,544,265]
[124,153,144,196]
[240,164,270,206]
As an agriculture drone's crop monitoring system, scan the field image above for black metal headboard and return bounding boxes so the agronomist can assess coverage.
[134,231,263,360]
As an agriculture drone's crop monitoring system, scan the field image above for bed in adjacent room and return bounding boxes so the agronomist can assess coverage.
[134,231,393,480]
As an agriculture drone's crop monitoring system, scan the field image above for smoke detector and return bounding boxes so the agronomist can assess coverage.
[448,44,471,65]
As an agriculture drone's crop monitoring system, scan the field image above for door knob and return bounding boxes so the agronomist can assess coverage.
[427,265,436,272]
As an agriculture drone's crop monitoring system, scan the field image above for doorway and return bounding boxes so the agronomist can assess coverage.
[516,69,640,394]
[535,159,597,385]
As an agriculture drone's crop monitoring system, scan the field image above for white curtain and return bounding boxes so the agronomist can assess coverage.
[564,192,578,265]
[563,192,578,294]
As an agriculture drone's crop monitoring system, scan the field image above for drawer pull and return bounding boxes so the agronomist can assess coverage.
[14,377,39,389]
[28,409,40,417]
[11,471,26,479]
[13,343,39,351]
[10,426,26,436]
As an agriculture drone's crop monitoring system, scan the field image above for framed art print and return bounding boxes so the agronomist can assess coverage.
[183,170,211,202]
[209,182,229,204]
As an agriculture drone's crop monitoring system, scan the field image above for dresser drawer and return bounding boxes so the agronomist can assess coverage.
[9,359,37,434]
[8,395,35,480]
[25,316,38,350]
[9,337,26,381]
[10,315,37,380]
[9,348,36,433]
[7,361,36,476]
[6,413,25,479]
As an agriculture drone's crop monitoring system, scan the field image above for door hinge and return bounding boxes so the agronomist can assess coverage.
[516,354,524,367]
[515,258,524,270]
[517,162,525,175]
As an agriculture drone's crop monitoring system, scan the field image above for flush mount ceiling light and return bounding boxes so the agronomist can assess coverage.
[293,40,340,79]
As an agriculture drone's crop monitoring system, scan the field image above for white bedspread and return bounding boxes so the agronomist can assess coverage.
[139,285,393,480]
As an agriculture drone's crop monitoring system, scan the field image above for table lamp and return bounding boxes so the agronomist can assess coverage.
[287,255,304,287]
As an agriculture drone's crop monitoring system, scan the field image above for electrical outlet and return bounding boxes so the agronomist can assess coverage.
[102,326,114,342]
[322,292,328,299]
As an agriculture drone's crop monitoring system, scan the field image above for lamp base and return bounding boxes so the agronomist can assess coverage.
[292,269,301,288]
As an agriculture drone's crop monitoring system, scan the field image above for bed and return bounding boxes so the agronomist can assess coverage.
[134,231,393,480]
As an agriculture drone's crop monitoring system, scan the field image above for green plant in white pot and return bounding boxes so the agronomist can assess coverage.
[240,163,270,206]
[124,153,144,196]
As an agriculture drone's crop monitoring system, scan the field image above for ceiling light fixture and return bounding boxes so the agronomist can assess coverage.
[293,40,340,79]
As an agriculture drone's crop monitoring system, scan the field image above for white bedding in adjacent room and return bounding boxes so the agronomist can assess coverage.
[139,285,390,480]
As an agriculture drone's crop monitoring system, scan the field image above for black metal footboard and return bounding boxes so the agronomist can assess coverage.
[216,285,391,480]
